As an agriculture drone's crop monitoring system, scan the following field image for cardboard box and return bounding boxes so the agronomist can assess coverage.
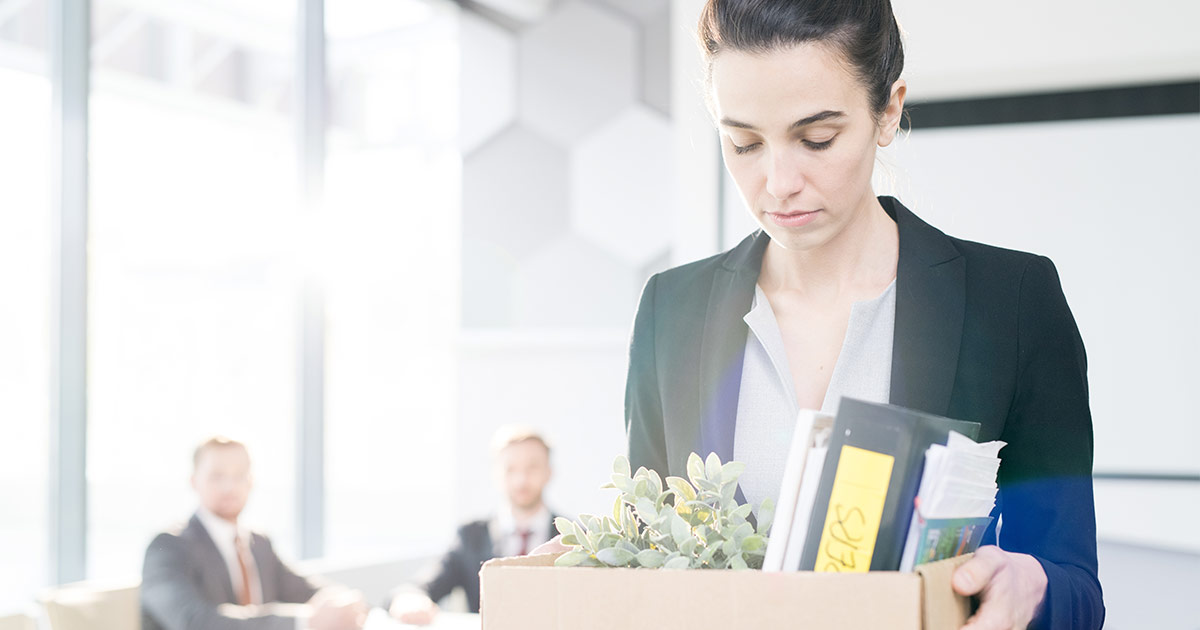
[481,552,973,630]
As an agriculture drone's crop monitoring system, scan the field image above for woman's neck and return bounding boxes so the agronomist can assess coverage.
[758,194,898,300]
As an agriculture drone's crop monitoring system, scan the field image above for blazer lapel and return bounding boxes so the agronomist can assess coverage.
[187,514,238,605]
[249,534,275,603]
[883,197,965,416]
[697,232,769,470]
[481,521,496,561]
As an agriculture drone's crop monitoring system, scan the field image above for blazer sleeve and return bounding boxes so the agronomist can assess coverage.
[258,536,321,604]
[998,255,1104,630]
[141,533,296,630]
[625,273,670,476]
[419,533,465,604]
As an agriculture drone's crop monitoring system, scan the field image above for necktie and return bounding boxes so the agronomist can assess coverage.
[516,528,533,556]
[234,534,253,606]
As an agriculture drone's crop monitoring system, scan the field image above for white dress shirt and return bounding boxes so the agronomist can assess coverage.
[734,279,897,516]
[489,504,552,558]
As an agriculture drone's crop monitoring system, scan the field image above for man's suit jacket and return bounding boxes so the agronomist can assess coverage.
[141,514,320,630]
[399,513,558,614]
[625,195,1103,630]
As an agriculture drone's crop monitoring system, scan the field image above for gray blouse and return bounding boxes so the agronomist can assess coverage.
[733,280,897,514]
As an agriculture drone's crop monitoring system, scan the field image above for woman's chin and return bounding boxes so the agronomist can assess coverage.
[758,223,827,252]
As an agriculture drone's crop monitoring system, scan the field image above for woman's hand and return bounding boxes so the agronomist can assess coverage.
[527,534,573,556]
[952,545,1048,630]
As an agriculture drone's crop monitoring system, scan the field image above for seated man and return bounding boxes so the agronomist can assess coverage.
[142,436,367,630]
[388,426,560,624]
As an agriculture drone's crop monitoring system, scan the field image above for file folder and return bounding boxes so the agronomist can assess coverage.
[798,398,981,572]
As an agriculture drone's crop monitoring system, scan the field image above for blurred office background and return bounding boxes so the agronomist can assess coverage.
[1,0,1197,628]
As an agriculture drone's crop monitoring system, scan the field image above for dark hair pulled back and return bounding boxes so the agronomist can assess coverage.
[698,0,905,120]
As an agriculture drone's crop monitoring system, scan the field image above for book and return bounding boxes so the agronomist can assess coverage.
[900,515,992,572]
[798,398,982,572]
[780,440,828,571]
[762,409,834,571]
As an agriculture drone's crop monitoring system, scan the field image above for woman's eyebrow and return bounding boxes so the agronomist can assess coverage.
[719,110,847,130]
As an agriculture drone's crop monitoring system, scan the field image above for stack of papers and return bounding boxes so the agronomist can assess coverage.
[898,431,1005,572]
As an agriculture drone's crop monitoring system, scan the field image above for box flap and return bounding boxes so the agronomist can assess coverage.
[482,552,560,569]
[915,554,974,630]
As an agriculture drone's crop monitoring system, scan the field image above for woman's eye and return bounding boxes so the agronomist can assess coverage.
[732,142,760,155]
[803,138,835,151]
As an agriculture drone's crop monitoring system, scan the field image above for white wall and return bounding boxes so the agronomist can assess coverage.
[892,0,1200,100]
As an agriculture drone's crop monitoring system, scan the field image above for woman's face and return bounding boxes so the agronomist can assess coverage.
[710,43,904,252]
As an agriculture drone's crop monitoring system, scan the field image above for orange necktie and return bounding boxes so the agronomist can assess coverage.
[234,534,253,606]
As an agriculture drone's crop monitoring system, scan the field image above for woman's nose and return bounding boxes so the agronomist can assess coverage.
[764,147,806,201]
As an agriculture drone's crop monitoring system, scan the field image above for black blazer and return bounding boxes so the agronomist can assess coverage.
[141,514,321,630]
[396,513,558,614]
[625,196,1102,630]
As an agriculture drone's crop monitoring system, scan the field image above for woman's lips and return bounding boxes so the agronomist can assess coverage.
[767,209,821,228]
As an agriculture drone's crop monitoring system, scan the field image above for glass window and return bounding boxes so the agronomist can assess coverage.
[323,0,460,561]
[0,0,52,612]
[87,0,301,581]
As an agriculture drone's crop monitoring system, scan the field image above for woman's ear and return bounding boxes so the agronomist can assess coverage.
[877,79,907,147]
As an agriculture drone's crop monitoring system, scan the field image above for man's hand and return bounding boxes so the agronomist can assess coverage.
[953,545,1048,630]
[307,588,367,630]
[388,591,439,626]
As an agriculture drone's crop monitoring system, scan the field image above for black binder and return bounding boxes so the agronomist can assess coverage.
[798,397,981,572]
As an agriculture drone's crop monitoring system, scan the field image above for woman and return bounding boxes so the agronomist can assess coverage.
[624,1,1102,629]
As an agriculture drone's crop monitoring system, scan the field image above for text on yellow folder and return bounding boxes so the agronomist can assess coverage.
[815,445,895,572]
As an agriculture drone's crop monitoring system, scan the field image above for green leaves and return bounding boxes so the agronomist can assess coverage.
[664,556,692,570]
[669,512,691,546]
[756,498,775,536]
[635,548,666,568]
[686,453,705,488]
[596,547,636,567]
[720,461,746,484]
[554,452,770,571]
[555,550,587,567]
[613,455,631,478]
[705,453,722,482]
[665,476,696,503]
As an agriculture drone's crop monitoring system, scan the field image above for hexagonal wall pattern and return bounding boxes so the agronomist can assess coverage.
[462,124,570,260]
[511,233,638,327]
[461,0,677,329]
[517,0,638,146]
[460,11,517,153]
[569,105,673,266]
